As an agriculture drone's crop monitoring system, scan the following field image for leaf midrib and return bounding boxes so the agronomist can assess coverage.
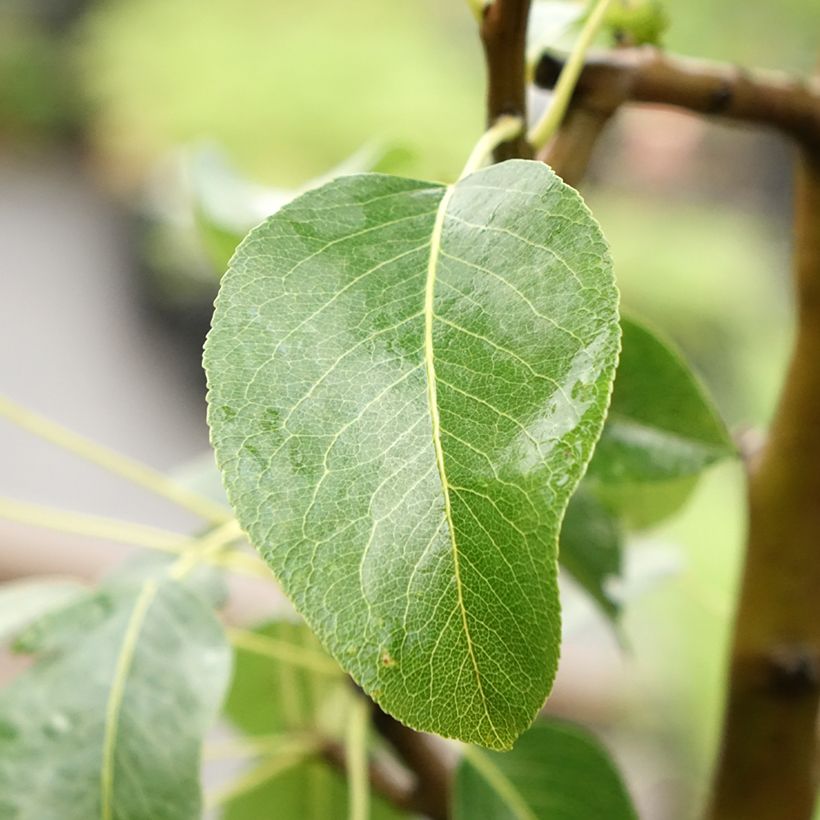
[423,183,499,745]
[100,580,160,819]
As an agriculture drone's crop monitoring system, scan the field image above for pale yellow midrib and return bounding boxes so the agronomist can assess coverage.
[423,185,498,742]
[100,580,160,819]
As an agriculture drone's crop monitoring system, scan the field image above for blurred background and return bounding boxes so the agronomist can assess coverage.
[0,0,817,817]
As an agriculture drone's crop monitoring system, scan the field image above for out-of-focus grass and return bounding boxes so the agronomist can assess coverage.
[621,461,745,817]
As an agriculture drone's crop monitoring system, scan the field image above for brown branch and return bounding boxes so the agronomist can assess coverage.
[480,0,534,161]
[705,147,820,820]
[536,104,615,187]
[372,707,452,820]
[534,47,820,151]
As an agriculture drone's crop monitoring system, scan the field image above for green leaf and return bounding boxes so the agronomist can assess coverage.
[205,159,619,749]
[0,576,231,819]
[0,578,85,644]
[106,550,230,609]
[587,316,733,527]
[559,488,623,619]
[596,473,700,531]
[225,622,344,737]
[453,718,637,820]
[222,622,400,820]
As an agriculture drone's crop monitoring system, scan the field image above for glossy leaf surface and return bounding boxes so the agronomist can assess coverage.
[0,576,231,819]
[454,719,637,820]
[205,159,619,748]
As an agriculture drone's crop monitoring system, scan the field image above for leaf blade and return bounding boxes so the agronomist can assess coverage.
[0,577,231,820]
[205,160,619,748]
[587,316,734,526]
[453,719,638,820]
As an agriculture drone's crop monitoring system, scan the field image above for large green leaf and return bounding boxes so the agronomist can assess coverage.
[453,719,637,820]
[0,575,231,819]
[587,316,733,527]
[205,159,619,749]
[221,621,401,820]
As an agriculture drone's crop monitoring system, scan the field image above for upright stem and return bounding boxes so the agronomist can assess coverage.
[707,148,820,819]
[480,0,533,161]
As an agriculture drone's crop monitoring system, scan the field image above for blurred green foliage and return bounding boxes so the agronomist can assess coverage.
[76,0,483,184]
[71,0,818,186]
[0,15,80,141]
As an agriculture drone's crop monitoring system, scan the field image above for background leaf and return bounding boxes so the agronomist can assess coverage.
[220,621,401,819]
[0,574,231,820]
[453,718,637,820]
[587,316,734,527]
[558,488,623,619]
[205,159,619,749]
[0,578,85,644]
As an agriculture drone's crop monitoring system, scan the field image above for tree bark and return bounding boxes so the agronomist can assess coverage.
[706,147,820,820]
[480,0,534,161]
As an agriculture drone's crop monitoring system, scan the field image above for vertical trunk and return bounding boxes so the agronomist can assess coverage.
[707,147,820,819]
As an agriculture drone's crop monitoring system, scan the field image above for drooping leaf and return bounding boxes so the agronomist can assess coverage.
[0,578,85,644]
[453,719,637,820]
[221,621,400,820]
[205,159,620,749]
[0,576,231,820]
[587,316,734,527]
[225,622,342,737]
[558,488,623,620]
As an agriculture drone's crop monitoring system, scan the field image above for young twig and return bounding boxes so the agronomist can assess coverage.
[533,47,820,151]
